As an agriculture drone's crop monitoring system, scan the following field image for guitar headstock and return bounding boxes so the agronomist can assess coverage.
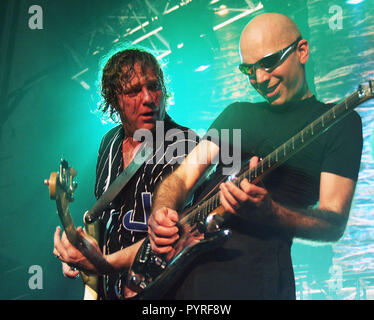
[44,159,78,202]
[358,80,374,103]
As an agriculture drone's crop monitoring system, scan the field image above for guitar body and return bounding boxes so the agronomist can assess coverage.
[126,210,231,299]
[82,220,100,300]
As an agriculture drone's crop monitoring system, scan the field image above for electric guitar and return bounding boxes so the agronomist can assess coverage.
[45,159,102,300]
[125,80,374,299]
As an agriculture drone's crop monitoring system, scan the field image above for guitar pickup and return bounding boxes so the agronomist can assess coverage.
[150,255,167,269]
[139,239,152,263]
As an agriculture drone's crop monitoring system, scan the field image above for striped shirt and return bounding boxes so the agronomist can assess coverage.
[94,115,198,299]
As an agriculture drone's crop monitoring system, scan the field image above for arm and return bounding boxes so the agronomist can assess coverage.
[297,171,355,240]
[148,140,220,253]
[54,227,144,276]
[54,140,220,273]
[152,139,220,212]
[220,157,356,242]
[105,239,144,270]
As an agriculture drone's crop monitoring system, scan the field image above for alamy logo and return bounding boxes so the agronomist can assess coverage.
[328,5,343,30]
[28,5,43,30]
[28,265,43,290]
[133,121,242,175]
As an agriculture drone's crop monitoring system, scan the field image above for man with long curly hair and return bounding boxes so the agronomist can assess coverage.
[53,47,198,299]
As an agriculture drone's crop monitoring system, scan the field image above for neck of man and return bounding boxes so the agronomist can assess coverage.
[299,84,313,101]
[269,81,313,111]
[121,120,143,168]
[122,136,142,169]
[298,73,313,99]
[289,77,313,105]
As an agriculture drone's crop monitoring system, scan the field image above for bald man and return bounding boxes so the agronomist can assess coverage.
[148,13,362,299]
[240,13,311,105]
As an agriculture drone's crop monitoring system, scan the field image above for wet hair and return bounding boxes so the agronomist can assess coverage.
[98,47,168,122]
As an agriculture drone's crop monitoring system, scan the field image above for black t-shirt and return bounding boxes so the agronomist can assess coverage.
[208,96,362,207]
[95,115,199,299]
[172,96,362,300]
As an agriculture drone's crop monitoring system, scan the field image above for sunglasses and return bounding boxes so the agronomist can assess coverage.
[238,36,302,79]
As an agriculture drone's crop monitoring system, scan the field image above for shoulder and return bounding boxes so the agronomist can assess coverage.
[102,124,123,141]
[99,125,123,147]
[164,114,200,142]
[315,99,363,152]
[220,101,259,113]
[164,114,193,132]
[346,110,362,127]
[208,101,264,130]
[221,100,266,116]
[96,124,123,160]
[335,110,363,143]
[320,99,362,133]
[341,110,363,134]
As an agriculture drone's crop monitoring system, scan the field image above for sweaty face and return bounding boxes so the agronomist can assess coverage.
[241,39,307,106]
[116,63,165,136]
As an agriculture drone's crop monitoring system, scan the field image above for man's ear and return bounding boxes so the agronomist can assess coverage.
[297,39,309,65]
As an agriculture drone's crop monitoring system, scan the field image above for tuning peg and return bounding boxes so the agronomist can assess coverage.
[44,179,49,186]
[70,167,78,177]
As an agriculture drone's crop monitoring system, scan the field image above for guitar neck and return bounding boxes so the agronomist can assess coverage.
[182,89,367,227]
[55,193,81,247]
[239,90,361,185]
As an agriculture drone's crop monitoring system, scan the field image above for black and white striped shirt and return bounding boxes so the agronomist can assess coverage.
[94,115,199,299]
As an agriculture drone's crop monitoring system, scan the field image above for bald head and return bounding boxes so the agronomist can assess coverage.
[239,13,312,105]
[240,13,302,63]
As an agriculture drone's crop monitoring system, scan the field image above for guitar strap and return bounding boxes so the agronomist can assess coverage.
[84,143,153,224]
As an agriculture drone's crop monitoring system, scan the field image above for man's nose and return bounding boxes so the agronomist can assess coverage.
[254,67,271,84]
[142,86,155,106]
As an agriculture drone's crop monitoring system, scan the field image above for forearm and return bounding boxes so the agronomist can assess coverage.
[151,172,188,214]
[271,173,355,242]
[105,239,144,272]
[269,201,348,241]
[151,140,219,215]
[221,169,354,242]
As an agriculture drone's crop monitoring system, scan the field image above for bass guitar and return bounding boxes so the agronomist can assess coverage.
[45,159,101,300]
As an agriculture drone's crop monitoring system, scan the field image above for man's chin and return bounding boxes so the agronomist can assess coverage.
[265,93,283,106]
[141,119,163,132]
[141,122,157,131]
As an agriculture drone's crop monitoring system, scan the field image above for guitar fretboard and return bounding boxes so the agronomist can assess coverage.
[182,90,363,228]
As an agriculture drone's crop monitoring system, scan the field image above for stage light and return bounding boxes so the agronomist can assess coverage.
[195,65,210,72]
[164,5,179,14]
[216,5,229,16]
[157,50,172,60]
[79,80,90,90]
[71,68,91,90]
[213,2,263,31]
[71,68,89,79]
[132,26,163,44]
[346,0,364,3]
[126,21,150,36]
